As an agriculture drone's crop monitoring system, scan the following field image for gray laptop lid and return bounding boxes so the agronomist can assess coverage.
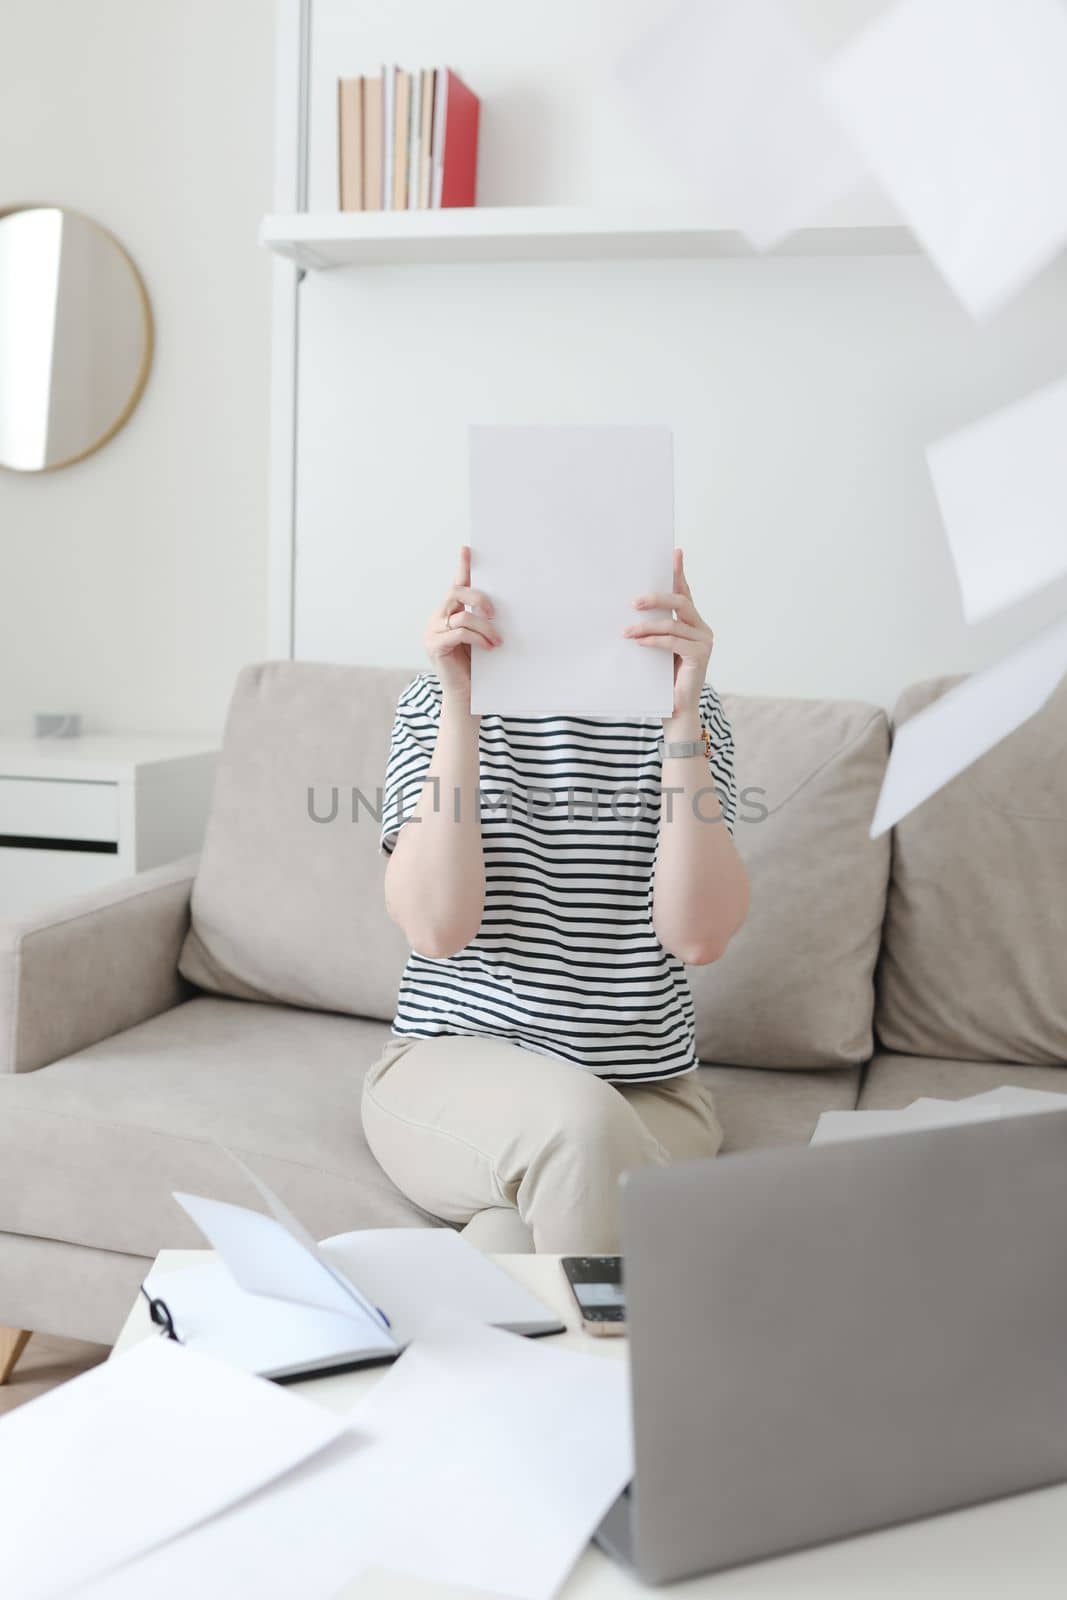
[619,1111,1067,1585]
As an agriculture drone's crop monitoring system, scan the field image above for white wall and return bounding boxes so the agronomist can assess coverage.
[292,0,1067,707]
[0,0,275,735]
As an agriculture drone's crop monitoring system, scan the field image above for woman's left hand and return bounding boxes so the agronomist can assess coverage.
[624,549,714,719]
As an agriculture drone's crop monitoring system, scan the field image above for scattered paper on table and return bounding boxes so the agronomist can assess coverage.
[813,1088,1067,1145]
[469,425,674,717]
[869,616,1067,837]
[823,0,1067,318]
[81,1317,633,1600]
[923,1086,1067,1116]
[811,1099,1000,1145]
[617,0,865,250]
[926,373,1067,623]
[0,1339,345,1599]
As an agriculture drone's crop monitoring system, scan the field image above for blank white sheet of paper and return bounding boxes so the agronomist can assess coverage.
[925,1087,1067,1117]
[317,1226,562,1340]
[80,1318,633,1600]
[869,616,1067,838]
[926,374,1067,623]
[616,0,866,251]
[0,1339,345,1600]
[469,425,674,718]
[823,0,1067,319]
[811,1101,1000,1145]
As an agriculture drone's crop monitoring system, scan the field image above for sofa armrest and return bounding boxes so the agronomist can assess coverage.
[0,855,199,1075]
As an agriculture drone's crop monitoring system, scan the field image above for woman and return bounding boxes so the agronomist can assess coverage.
[362,546,750,1253]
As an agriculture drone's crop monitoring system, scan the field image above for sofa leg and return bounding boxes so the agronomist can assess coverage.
[0,1326,32,1385]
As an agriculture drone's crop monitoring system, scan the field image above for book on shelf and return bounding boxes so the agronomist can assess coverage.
[336,65,480,213]
[362,71,384,210]
[417,65,435,208]
[382,63,396,211]
[337,77,363,211]
[431,67,480,209]
[392,67,412,209]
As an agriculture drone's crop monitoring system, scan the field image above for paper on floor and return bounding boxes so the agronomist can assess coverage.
[868,615,1067,837]
[80,1317,633,1600]
[469,424,674,717]
[926,374,1067,623]
[616,0,865,250]
[0,1339,345,1599]
[823,0,1067,318]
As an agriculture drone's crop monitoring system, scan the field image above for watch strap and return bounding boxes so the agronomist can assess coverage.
[662,738,704,760]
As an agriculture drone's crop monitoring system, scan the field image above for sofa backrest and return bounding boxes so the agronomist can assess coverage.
[876,675,1067,1064]
[181,663,893,1069]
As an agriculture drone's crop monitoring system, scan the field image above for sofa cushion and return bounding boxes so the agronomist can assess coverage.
[876,676,1067,1064]
[179,662,412,1021]
[858,1052,1067,1109]
[691,694,891,1068]
[700,1064,861,1150]
[0,997,431,1259]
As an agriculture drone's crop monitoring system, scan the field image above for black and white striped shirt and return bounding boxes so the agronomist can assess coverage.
[381,674,737,1082]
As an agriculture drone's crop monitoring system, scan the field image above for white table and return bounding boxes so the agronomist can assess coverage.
[0,735,217,918]
[116,1253,1067,1599]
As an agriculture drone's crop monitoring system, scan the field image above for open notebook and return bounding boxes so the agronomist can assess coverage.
[148,1159,563,1381]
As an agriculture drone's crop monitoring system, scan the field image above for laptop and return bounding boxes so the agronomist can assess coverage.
[596,1109,1067,1585]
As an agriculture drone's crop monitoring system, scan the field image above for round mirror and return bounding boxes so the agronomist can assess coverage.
[0,207,152,473]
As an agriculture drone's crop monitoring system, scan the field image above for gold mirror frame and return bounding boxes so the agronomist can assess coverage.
[0,205,154,474]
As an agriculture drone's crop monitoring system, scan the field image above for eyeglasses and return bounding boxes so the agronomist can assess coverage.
[138,1285,181,1343]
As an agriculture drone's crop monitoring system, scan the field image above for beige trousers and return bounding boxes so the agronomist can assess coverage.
[361,1034,723,1254]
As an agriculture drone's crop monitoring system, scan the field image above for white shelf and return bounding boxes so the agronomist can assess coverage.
[260,207,915,270]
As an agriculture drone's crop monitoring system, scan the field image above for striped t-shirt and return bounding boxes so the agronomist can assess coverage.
[380,674,737,1082]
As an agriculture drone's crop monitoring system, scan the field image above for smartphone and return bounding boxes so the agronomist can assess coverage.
[561,1255,626,1337]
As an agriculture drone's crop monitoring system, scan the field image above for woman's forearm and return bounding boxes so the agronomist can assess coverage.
[385,697,485,957]
[652,709,750,966]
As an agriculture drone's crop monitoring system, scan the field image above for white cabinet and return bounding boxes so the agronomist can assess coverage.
[0,737,218,921]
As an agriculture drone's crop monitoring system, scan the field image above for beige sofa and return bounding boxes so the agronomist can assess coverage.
[2,663,1065,1349]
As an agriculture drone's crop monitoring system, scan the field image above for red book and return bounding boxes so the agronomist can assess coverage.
[431,68,479,208]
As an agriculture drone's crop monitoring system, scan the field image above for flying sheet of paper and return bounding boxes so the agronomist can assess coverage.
[0,1339,345,1600]
[926,374,1067,623]
[811,1099,1000,1145]
[469,425,674,718]
[869,616,1067,838]
[823,0,1067,318]
[616,0,866,250]
[173,1191,394,1349]
[79,1317,633,1600]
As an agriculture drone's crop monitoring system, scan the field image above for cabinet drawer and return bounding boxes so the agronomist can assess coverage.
[0,847,121,918]
[0,777,119,845]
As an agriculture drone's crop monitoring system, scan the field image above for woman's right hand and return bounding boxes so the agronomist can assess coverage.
[424,546,500,705]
